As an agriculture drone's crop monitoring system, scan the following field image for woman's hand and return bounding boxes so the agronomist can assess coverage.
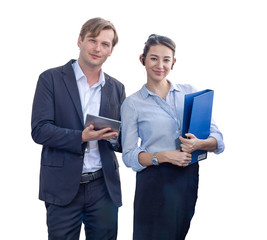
[157,150,192,167]
[179,133,218,153]
[179,133,199,153]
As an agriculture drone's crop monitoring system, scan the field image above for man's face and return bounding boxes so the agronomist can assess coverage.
[78,29,114,69]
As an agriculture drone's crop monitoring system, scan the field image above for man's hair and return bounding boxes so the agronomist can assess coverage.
[79,17,118,47]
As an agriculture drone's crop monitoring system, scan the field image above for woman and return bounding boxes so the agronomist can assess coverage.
[121,34,225,240]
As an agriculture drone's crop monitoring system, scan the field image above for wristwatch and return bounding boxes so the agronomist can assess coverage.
[152,152,159,166]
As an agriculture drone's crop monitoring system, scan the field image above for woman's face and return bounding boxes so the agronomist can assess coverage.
[143,44,176,83]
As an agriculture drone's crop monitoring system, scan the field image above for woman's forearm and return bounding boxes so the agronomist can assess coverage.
[138,150,192,167]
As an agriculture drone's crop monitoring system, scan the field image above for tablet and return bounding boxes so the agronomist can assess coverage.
[85,114,121,132]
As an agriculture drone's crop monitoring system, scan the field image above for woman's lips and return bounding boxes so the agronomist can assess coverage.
[153,70,164,75]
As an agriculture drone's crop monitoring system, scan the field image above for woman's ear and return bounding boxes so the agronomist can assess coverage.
[139,55,145,65]
[171,58,177,69]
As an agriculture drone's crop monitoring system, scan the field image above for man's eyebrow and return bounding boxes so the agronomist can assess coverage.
[102,40,111,44]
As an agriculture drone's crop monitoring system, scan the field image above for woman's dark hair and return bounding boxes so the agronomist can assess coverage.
[142,34,176,62]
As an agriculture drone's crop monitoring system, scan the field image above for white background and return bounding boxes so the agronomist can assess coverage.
[1,0,266,239]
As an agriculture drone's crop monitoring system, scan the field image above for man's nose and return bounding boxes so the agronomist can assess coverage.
[94,43,101,51]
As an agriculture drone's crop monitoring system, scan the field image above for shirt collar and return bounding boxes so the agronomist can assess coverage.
[140,80,181,99]
[170,82,182,92]
[72,60,105,87]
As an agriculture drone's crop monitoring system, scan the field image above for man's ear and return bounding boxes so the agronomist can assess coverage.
[77,36,82,48]
[109,47,114,56]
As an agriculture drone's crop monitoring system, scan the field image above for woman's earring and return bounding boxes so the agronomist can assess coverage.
[142,58,145,65]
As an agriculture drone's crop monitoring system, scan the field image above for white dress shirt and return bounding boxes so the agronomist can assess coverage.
[72,60,105,173]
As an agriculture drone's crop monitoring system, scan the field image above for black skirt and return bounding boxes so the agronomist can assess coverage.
[133,162,199,240]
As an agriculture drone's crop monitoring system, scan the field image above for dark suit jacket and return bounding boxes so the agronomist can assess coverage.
[31,60,125,207]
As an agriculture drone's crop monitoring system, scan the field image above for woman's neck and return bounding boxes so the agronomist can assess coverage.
[146,79,170,100]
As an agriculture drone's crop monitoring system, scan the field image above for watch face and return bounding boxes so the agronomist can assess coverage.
[152,152,159,166]
[152,158,159,166]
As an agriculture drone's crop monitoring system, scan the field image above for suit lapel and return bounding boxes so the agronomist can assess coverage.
[62,60,84,126]
[99,74,112,117]
[62,65,114,126]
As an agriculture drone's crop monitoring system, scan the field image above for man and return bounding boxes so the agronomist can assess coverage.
[31,17,126,240]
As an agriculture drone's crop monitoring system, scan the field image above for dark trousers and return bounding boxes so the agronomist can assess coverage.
[45,177,118,240]
[133,163,199,240]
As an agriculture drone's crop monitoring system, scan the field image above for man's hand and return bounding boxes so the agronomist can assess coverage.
[82,124,118,142]
[179,133,199,153]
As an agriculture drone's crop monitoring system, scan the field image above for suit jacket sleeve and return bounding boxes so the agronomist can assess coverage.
[31,70,85,154]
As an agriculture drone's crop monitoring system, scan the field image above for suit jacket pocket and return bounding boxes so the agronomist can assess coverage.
[41,147,64,167]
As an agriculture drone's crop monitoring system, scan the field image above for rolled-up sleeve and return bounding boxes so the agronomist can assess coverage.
[121,97,147,172]
[209,119,225,154]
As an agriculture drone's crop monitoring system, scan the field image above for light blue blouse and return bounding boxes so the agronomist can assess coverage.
[121,82,225,172]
